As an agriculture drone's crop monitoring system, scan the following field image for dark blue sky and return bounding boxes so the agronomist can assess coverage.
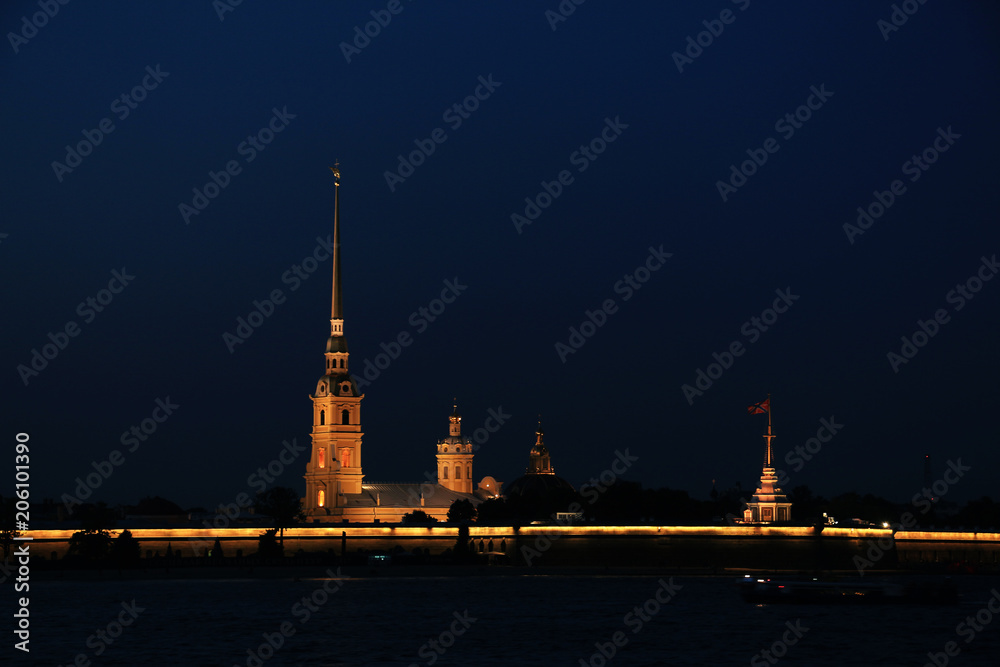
[3,1,998,511]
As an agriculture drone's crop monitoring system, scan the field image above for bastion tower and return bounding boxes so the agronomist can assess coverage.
[303,166,365,515]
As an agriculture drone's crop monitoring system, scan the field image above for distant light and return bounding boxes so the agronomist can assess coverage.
[882,522,890,528]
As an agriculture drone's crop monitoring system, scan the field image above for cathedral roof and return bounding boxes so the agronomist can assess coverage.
[343,483,484,509]
[502,473,576,499]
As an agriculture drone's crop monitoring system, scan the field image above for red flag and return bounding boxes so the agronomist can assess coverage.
[747,398,769,415]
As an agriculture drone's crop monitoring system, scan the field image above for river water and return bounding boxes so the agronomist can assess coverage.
[21,571,1000,666]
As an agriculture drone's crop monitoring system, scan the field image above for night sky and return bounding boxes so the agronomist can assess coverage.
[3,1,998,513]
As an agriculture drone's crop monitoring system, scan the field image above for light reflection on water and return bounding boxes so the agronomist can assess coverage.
[27,573,1000,666]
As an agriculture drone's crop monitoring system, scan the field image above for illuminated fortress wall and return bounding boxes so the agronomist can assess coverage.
[23,526,1000,569]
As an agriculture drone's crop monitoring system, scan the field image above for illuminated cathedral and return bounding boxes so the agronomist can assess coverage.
[302,168,498,522]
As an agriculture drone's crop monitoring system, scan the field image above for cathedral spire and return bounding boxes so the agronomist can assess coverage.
[330,163,343,337]
[527,415,553,474]
[322,164,351,378]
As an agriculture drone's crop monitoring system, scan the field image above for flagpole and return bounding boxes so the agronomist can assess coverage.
[765,393,773,467]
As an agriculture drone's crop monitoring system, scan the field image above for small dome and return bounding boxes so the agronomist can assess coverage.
[326,336,349,353]
[478,475,501,496]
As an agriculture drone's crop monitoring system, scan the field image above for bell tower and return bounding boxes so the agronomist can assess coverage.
[437,401,474,494]
[304,165,365,515]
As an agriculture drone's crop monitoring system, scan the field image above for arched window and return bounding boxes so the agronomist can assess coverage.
[317,489,325,507]
[319,410,325,425]
[442,466,448,479]
[455,466,461,479]
[342,409,350,425]
[318,448,325,468]
[340,448,351,468]
[340,359,345,368]
[466,464,471,480]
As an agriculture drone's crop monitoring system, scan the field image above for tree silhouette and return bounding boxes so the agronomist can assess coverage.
[67,502,116,560]
[453,524,475,563]
[111,529,141,565]
[402,510,438,524]
[475,497,513,525]
[447,499,477,523]
[254,487,305,547]
[257,529,283,558]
